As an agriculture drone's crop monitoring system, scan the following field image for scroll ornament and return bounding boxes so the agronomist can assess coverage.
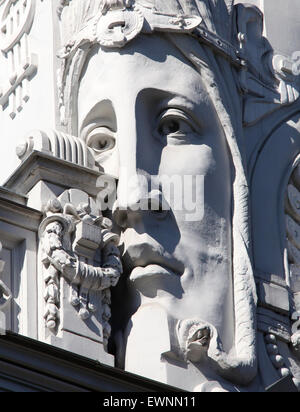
[39,196,122,345]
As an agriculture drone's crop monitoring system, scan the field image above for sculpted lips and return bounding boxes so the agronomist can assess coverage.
[122,235,184,282]
[130,264,178,282]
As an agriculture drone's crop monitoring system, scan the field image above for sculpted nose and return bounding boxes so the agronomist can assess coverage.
[112,107,168,228]
[113,173,168,228]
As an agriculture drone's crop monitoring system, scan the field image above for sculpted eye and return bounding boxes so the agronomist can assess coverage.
[160,119,181,135]
[86,127,115,153]
[157,109,198,141]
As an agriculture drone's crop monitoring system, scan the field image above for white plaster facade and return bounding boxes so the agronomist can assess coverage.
[0,0,300,392]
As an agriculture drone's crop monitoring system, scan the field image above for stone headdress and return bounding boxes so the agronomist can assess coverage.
[58,0,257,385]
[58,0,241,128]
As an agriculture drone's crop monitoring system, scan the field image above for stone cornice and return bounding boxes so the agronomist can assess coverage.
[0,332,181,392]
[0,185,41,232]
[4,150,105,198]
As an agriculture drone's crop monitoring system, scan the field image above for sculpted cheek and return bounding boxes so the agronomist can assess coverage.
[160,145,215,176]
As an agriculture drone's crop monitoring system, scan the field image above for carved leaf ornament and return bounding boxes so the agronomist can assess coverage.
[39,191,122,345]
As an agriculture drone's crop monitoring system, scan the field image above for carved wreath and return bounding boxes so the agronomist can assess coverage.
[39,196,122,345]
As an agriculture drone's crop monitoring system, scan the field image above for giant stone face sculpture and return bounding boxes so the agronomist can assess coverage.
[1,0,300,393]
[57,0,257,391]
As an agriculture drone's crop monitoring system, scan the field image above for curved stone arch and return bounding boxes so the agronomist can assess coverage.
[249,113,300,390]
[250,111,300,282]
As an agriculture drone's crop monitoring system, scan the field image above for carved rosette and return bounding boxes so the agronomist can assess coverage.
[39,190,122,346]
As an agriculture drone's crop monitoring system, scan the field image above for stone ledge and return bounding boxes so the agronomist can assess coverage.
[0,186,27,205]
[0,186,42,232]
[4,151,107,198]
[0,332,181,392]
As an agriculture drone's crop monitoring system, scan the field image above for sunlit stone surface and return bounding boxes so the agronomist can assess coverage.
[0,0,300,392]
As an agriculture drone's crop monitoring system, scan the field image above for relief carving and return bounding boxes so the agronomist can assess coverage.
[3,0,300,392]
[39,189,122,347]
[0,0,37,118]
[57,0,258,388]
[235,3,300,127]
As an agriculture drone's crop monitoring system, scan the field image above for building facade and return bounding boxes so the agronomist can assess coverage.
[0,0,300,392]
